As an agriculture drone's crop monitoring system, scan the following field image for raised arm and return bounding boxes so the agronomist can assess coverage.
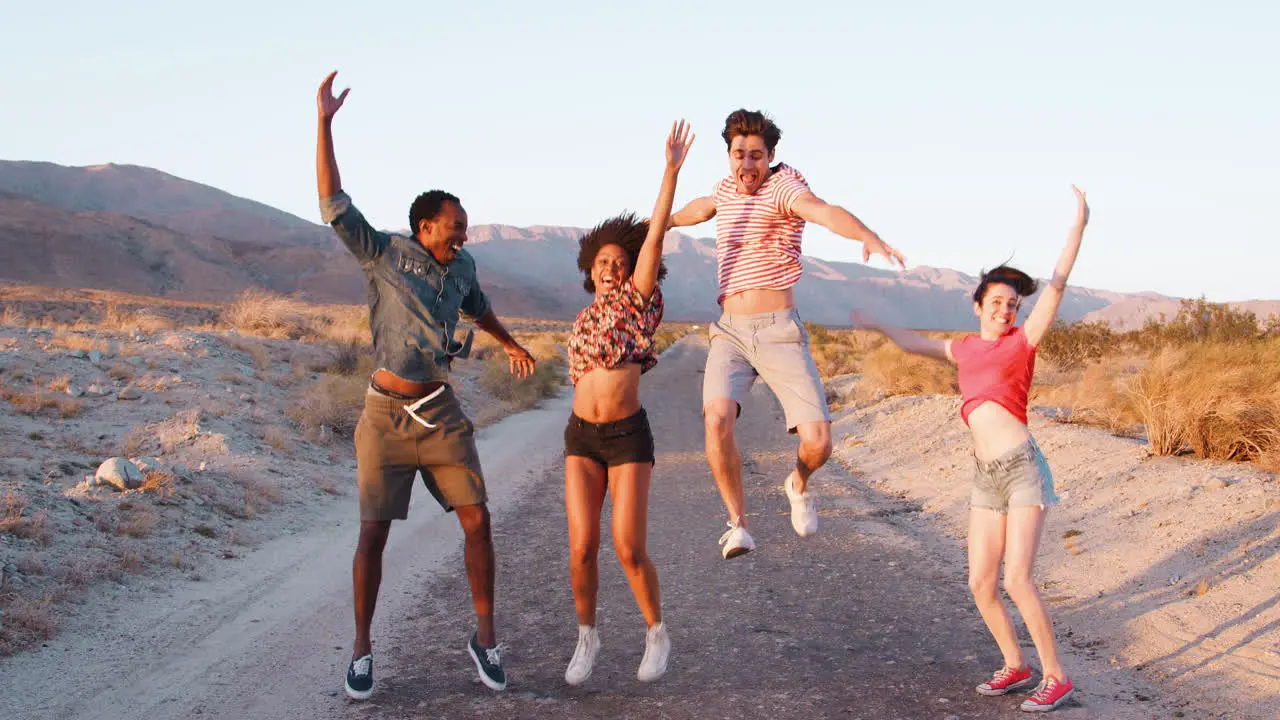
[315,71,390,262]
[634,120,694,299]
[316,71,349,201]
[668,195,716,229]
[849,310,954,363]
[791,193,907,269]
[1023,186,1090,347]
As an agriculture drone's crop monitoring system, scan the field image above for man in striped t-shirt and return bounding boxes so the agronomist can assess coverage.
[670,109,906,558]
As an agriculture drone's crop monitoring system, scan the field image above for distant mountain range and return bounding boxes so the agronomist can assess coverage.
[2,159,1276,329]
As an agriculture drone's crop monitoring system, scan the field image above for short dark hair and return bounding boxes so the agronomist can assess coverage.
[721,109,782,153]
[576,213,667,293]
[409,190,461,234]
[973,265,1038,305]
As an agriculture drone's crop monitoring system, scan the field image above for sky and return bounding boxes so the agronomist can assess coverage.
[3,0,1277,302]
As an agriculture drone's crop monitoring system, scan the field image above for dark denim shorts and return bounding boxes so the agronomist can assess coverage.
[564,408,655,468]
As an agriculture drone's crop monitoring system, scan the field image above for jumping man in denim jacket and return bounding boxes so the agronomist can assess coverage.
[315,70,535,701]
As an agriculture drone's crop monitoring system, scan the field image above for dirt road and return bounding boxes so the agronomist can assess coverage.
[1,337,1196,719]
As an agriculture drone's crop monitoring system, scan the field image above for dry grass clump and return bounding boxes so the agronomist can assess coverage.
[47,332,112,354]
[1035,303,1280,470]
[0,594,57,655]
[286,373,366,437]
[478,332,567,410]
[228,337,272,372]
[261,425,293,453]
[0,490,48,543]
[805,323,887,379]
[0,386,83,419]
[1126,341,1280,466]
[107,362,135,381]
[119,424,152,457]
[222,289,318,340]
[140,470,177,498]
[311,304,370,346]
[217,474,284,520]
[804,324,962,398]
[221,289,370,345]
[1,305,27,326]
[1032,359,1143,434]
[116,505,157,539]
[859,342,958,400]
[309,340,370,376]
[101,303,175,333]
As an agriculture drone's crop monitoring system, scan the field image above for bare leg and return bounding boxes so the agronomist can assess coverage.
[454,504,497,647]
[968,508,1024,670]
[565,456,608,626]
[610,462,661,626]
[789,420,832,494]
[352,520,391,658]
[1003,506,1067,680]
[704,399,747,527]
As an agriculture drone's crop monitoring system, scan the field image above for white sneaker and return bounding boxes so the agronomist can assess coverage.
[718,522,755,559]
[637,622,670,682]
[564,625,601,686]
[784,474,818,536]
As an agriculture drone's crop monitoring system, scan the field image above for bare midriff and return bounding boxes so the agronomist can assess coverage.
[372,369,446,397]
[572,364,643,423]
[721,287,795,315]
[967,401,1032,461]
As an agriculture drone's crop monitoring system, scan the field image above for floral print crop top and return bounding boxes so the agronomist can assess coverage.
[567,279,665,385]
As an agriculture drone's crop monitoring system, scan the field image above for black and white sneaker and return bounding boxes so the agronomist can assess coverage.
[468,632,507,691]
[344,654,374,700]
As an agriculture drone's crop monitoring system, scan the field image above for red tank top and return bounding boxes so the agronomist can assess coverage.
[950,327,1036,426]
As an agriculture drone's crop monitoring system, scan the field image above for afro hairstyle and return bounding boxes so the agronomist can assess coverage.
[577,212,668,293]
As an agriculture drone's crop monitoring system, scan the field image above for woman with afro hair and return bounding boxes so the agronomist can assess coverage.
[560,120,694,687]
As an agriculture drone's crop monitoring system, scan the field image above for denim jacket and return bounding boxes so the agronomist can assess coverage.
[320,191,490,384]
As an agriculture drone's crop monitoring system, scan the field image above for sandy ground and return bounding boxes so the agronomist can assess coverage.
[830,387,1279,720]
[1,334,1274,719]
[0,385,573,720]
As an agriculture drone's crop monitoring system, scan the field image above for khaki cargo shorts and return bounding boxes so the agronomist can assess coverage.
[354,384,486,521]
[703,308,831,433]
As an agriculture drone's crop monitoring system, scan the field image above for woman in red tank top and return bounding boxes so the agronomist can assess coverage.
[852,186,1089,713]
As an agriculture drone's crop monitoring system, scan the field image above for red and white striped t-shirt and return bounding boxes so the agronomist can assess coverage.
[712,163,811,304]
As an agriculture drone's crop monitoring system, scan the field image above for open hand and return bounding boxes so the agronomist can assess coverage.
[317,71,350,120]
[862,235,907,269]
[666,119,695,170]
[505,343,536,379]
[1072,184,1089,226]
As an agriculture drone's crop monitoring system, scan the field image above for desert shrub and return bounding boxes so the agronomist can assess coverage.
[261,425,293,453]
[285,373,366,436]
[229,337,272,372]
[1122,340,1280,463]
[1127,297,1264,350]
[222,289,317,340]
[1032,358,1142,433]
[1038,319,1116,369]
[479,334,566,410]
[858,342,958,399]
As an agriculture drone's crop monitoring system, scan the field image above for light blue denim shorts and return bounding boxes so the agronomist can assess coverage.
[971,436,1060,513]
